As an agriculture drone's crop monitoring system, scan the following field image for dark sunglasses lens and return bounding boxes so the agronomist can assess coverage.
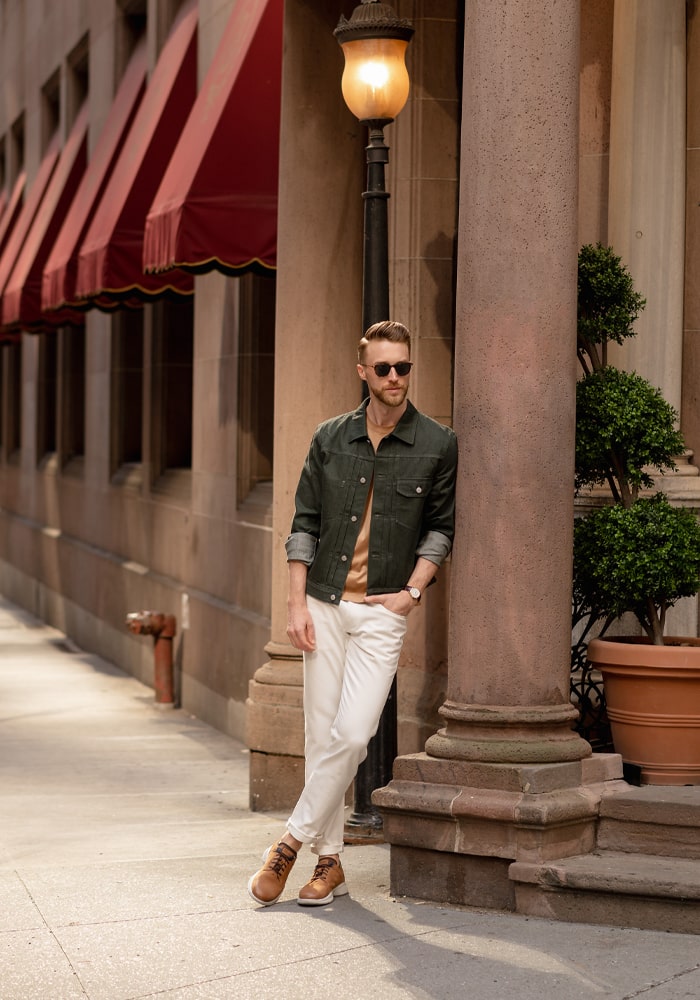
[372,362,412,376]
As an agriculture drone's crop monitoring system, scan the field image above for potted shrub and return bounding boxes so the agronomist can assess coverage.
[574,243,700,784]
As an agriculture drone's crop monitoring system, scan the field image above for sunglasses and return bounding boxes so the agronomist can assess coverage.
[363,361,413,377]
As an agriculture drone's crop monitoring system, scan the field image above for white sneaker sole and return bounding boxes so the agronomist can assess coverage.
[247,874,283,906]
[297,881,349,906]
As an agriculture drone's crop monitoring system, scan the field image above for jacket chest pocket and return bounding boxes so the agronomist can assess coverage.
[394,478,431,529]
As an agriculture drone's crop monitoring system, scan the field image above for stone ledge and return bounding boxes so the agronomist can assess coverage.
[513,882,700,934]
[510,851,700,899]
[510,851,700,933]
[391,751,624,794]
[252,660,302,686]
[375,779,601,864]
[581,752,624,783]
[600,782,700,825]
[597,783,700,859]
[247,677,302,708]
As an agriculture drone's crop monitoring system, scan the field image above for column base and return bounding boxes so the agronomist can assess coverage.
[245,642,305,811]
[373,751,626,908]
[426,701,592,763]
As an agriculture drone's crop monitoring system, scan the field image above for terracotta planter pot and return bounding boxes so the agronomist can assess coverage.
[586,636,700,785]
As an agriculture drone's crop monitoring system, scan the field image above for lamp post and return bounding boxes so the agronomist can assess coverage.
[334,0,414,841]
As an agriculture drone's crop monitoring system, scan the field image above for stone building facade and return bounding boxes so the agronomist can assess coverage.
[0,0,698,910]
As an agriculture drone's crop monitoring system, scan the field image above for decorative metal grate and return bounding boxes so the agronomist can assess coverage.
[570,597,614,751]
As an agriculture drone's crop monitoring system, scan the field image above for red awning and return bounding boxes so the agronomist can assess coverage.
[143,0,283,276]
[42,42,148,317]
[0,172,26,258]
[1,106,89,331]
[75,0,197,305]
[0,141,60,317]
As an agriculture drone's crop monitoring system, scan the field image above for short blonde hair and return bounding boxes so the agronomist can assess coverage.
[358,320,411,362]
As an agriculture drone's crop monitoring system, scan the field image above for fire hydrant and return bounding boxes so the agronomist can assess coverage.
[125,611,177,708]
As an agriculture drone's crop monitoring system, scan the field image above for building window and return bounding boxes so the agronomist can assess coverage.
[41,72,60,152]
[154,0,187,53]
[116,0,146,74]
[237,273,275,506]
[152,297,193,481]
[37,334,58,461]
[67,36,89,128]
[111,309,144,476]
[10,114,24,181]
[59,325,85,466]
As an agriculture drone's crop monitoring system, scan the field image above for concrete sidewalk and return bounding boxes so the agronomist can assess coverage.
[0,596,697,1000]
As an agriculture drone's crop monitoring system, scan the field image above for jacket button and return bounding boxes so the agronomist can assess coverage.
[360,476,367,484]
[341,554,347,562]
[330,594,336,601]
[351,515,357,522]
[416,486,422,494]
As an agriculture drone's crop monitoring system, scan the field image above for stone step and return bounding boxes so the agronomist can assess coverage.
[598,784,700,859]
[510,852,700,934]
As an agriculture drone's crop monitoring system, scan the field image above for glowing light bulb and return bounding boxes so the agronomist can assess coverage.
[359,61,389,89]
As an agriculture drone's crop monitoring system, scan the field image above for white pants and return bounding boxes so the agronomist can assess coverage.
[286,596,408,856]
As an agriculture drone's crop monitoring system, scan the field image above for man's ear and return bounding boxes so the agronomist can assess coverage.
[357,363,367,380]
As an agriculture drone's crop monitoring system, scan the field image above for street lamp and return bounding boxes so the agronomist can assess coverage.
[334,1,414,332]
[335,0,414,841]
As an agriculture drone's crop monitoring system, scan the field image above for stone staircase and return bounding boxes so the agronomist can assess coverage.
[509,784,700,933]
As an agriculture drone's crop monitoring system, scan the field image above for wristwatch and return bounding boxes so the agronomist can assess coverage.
[403,585,421,602]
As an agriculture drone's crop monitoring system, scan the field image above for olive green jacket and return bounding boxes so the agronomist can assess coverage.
[285,399,458,605]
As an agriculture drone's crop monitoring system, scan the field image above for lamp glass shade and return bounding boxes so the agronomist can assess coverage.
[339,37,410,121]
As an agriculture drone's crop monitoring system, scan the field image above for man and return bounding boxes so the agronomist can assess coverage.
[248,320,457,907]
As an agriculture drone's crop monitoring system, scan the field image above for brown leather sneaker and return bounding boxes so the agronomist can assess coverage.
[297,856,349,906]
[247,841,297,906]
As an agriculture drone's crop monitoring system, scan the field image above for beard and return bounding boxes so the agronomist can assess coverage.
[372,384,408,408]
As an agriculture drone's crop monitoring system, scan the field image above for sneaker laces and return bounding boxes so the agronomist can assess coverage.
[310,857,338,883]
[266,843,296,877]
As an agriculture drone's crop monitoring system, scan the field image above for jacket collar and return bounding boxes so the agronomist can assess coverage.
[348,398,418,445]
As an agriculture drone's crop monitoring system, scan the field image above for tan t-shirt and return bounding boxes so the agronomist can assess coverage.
[342,414,396,602]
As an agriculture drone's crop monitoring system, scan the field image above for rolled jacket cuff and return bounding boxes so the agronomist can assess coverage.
[285,531,318,565]
[415,530,452,567]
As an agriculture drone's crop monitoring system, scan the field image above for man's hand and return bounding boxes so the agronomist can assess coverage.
[287,604,316,651]
[287,560,315,651]
[364,591,415,616]
[364,559,437,617]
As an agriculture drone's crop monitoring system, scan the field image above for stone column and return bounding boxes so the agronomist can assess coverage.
[607,0,686,411]
[374,1,625,911]
[684,3,700,461]
[387,0,461,754]
[607,3,699,638]
[245,0,363,810]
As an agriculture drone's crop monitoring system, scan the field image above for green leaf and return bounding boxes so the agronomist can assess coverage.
[578,243,646,353]
[575,367,684,493]
[574,495,700,628]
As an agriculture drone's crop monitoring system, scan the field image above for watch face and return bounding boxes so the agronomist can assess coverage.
[408,587,420,600]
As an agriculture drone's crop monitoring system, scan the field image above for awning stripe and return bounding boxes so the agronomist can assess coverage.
[2,106,89,331]
[42,42,148,315]
[0,172,26,258]
[0,141,60,311]
[143,0,283,276]
[75,0,197,304]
